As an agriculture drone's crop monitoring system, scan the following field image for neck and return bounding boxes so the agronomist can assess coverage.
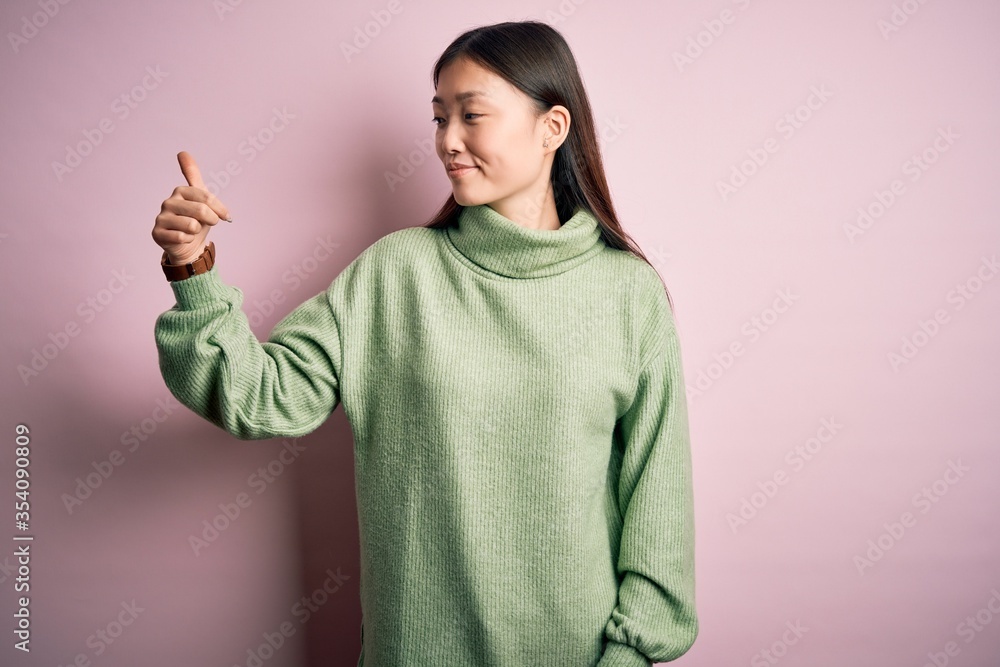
[482,180,561,231]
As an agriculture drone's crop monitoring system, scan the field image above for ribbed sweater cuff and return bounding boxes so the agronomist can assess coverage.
[167,266,235,310]
[597,641,652,667]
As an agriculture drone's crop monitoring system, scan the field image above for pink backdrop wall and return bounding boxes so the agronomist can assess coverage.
[2,0,998,665]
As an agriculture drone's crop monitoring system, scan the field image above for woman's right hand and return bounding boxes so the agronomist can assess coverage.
[152,151,233,265]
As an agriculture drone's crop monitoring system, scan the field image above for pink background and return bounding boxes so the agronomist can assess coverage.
[2,0,999,665]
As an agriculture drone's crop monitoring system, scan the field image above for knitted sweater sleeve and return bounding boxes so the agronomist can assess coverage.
[153,266,342,440]
[598,274,698,667]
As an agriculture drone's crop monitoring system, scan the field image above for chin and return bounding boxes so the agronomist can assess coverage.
[453,191,482,207]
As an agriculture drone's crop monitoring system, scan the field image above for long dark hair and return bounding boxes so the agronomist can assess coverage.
[422,20,674,312]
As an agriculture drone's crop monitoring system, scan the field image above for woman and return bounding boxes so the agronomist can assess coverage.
[152,20,697,667]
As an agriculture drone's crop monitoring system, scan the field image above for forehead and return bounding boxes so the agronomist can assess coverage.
[432,59,510,105]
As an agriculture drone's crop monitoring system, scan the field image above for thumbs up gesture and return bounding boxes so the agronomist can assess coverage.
[152,151,233,265]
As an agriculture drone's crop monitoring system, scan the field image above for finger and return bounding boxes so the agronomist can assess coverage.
[207,191,232,222]
[177,151,205,189]
[165,199,222,227]
[175,186,231,223]
[177,151,232,221]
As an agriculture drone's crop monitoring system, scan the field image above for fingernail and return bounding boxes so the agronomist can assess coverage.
[225,217,233,223]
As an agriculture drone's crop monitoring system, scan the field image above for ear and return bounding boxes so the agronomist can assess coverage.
[543,104,571,152]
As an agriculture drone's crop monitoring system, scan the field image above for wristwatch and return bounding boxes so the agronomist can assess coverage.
[161,241,216,282]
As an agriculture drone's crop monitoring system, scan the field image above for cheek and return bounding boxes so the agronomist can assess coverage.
[477,131,532,174]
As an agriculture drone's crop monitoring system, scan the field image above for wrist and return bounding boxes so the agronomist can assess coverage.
[162,241,215,282]
[166,243,206,266]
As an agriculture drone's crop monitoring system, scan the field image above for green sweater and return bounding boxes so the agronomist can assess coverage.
[154,203,698,666]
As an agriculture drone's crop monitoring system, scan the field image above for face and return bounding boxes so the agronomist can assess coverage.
[432,57,565,218]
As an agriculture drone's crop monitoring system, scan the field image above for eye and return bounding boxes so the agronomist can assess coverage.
[431,113,482,126]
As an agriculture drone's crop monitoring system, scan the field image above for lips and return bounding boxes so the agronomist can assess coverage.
[447,164,477,178]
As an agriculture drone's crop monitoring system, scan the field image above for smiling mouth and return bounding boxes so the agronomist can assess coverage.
[448,166,477,178]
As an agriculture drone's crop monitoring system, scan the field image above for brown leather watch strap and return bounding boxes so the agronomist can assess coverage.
[161,241,216,282]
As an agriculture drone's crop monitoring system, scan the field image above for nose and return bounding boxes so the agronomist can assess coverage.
[439,117,465,156]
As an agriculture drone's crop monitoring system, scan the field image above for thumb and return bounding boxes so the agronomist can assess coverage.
[177,150,207,190]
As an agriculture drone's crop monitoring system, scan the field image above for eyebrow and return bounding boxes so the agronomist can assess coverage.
[431,90,490,105]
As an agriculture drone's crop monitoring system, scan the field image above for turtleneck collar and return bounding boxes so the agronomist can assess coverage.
[445,204,604,279]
